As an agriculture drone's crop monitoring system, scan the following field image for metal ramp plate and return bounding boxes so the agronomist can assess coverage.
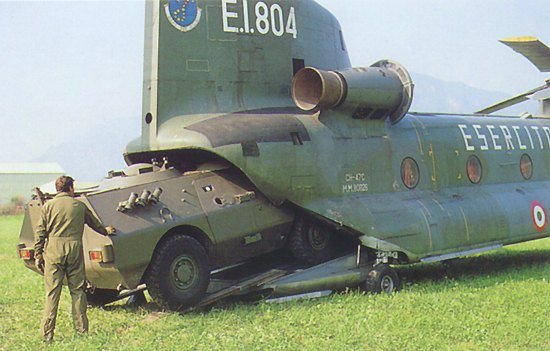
[191,269,288,310]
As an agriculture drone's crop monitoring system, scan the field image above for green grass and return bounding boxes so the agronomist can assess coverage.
[1,215,548,351]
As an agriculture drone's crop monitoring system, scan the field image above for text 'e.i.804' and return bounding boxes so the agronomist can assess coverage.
[222,0,298,38]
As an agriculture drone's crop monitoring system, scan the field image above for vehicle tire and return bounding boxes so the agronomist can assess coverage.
[364,264,401,294]
[289,217,335,264]
[86,288,120,307]
[145,235,210,311]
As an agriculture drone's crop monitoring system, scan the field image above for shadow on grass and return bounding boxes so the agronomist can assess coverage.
[98,297,249,317]
[97,293,241,315]
[96,247,549,314]
[396,248,550,290]
[98,303,156,313]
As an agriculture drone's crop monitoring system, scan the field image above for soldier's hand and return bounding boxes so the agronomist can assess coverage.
[35,254,44,273]
[105,226,116,236]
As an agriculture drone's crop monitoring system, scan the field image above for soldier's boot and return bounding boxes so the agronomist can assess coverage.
[43,332,54,344]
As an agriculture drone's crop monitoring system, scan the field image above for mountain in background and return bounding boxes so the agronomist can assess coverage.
[31,118,138,182]
[411,73,538,115]
[22,73,539,182]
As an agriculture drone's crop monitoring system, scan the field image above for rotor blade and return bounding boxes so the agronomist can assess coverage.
[476,95,530,115]
[476,81,550,114]
[500,36,550,72]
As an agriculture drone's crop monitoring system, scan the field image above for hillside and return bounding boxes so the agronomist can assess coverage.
[7,74,540,181]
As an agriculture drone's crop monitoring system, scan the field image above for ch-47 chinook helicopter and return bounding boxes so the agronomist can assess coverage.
[17,0,550,311]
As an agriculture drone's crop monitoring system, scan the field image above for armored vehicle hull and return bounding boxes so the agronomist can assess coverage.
[19,164,294,308]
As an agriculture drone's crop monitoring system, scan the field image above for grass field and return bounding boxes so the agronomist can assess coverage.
[1,215,548,351]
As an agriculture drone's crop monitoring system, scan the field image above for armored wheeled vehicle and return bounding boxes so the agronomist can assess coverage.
[20,162,301,309]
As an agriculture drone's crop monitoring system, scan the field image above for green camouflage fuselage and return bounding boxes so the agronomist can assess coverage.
[124,0,549,264]
[19,0,550,292]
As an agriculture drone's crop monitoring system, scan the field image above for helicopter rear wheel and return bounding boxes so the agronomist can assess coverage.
[364,264,401,294]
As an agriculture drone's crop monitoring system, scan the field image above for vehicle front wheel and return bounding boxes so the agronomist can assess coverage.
[364,264,402,294]
[145,235,210,311]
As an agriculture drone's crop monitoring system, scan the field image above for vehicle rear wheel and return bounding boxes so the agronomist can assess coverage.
[289,217,336,264]
[364,264,401,294]
[145,235,210,311]
[86,288,120,307]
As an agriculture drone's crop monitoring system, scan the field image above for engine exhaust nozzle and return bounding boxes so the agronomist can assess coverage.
[292,68,346,111]
[292,60,414,124]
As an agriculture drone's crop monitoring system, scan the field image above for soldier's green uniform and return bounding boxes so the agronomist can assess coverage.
[34,192,109,341]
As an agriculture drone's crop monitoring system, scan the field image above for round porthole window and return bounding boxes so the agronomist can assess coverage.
[520,154,533,180]
[467,155,482,184]
[401,157,420,189]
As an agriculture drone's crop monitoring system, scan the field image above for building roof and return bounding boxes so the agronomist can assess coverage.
[0,163,65,174]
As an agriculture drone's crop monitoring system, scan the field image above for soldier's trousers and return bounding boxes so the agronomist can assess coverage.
[41,253,88,337]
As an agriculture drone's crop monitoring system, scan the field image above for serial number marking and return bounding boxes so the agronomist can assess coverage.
[342,173,368,194]
[458,124,550,152]
[222,0,298,38]
[342,183,369,194]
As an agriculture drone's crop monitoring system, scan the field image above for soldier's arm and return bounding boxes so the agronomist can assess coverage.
[34,206,48,256]
[84,206,109,235]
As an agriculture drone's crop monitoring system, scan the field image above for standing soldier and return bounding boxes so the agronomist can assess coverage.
[34,176,116,343]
